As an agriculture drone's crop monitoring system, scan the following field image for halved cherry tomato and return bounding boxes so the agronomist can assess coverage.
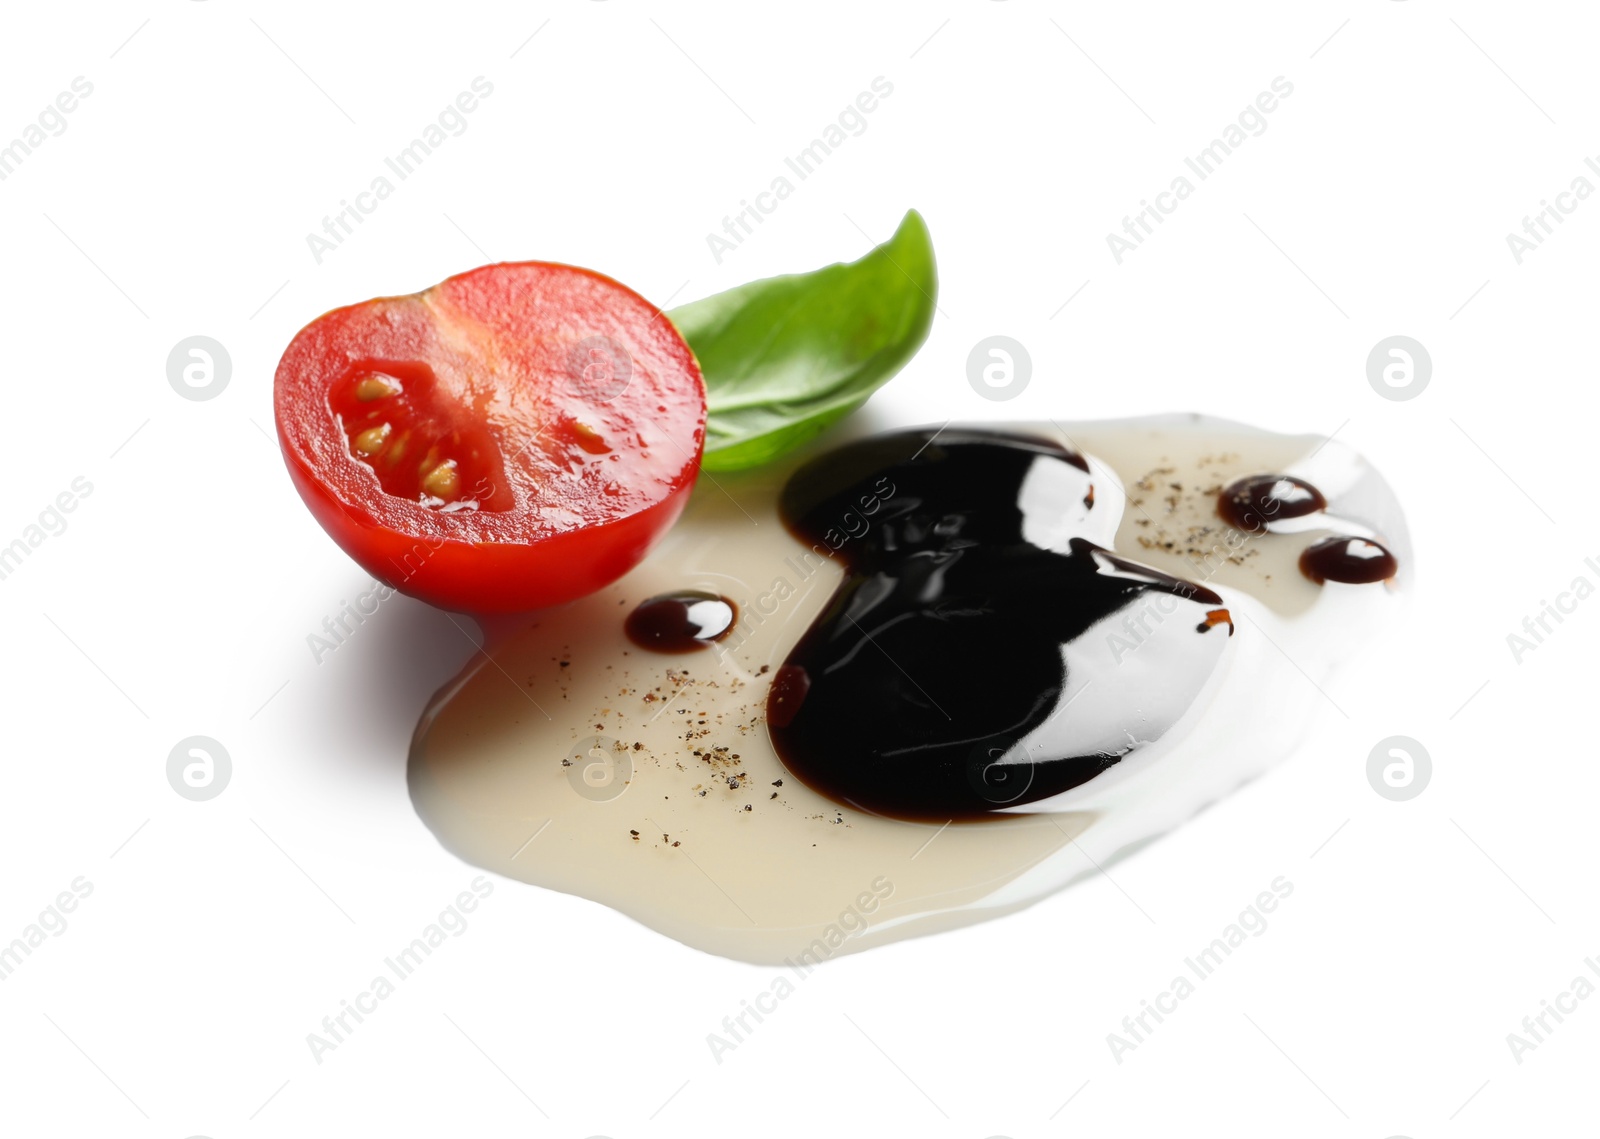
[274,262,705,613]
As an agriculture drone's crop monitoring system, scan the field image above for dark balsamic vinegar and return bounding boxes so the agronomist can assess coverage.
[625,591,738,653]
[766,429,1230,821]
[1299,536,1398,585]
[1216,473,1327,533]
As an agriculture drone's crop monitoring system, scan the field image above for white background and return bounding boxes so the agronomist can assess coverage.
[0,2,1593,1135]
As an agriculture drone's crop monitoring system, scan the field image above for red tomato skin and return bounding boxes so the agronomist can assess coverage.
[278,448,695,613]
[275,262,704,614]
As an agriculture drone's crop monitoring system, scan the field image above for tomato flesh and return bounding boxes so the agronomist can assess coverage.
[326,359,514,513]
[274,262,706,613]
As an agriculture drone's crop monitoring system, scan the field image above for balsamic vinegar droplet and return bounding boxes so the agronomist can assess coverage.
[624,591,738,653]
[1216,473,1327,533]
[1298,536,1398,585]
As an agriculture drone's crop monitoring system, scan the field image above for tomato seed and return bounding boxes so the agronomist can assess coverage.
[422,460,460,500]
[353,423,392,455]
[355,375,401,401]
[573,421,612,454]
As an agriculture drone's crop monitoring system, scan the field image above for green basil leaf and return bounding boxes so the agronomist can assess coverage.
[667,209,937,472]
